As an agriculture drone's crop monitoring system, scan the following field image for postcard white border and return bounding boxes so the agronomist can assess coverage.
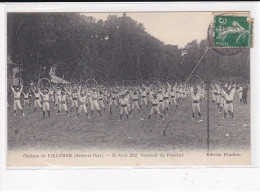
[0,2,260,190]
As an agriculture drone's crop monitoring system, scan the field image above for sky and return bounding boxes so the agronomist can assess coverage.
[81,12,213,48]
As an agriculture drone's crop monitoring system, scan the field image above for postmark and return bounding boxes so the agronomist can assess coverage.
[207,23,243,55]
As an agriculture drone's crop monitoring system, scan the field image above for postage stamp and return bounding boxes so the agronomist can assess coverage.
[214,14,253,48]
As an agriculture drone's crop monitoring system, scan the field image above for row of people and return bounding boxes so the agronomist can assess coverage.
[9,81,244,120]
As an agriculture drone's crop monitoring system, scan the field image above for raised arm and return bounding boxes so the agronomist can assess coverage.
[230,87,236,97]
[167,82,171,91]
[222,89,228,98]
[173,83,177,90]
[189,86,194,93]
[197,85,202,94]
[38,89,43,96]
[10,85,15,93]
[19,85,23,94]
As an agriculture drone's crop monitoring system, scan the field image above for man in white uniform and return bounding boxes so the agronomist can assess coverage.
[130,90,140,114]
[158,90,167,115]
[169,88,178,109]
[238,85,243,103]
[33,88,42,112]
[108,91,118,115]
[140,87,148,109]
[11,85,25,116]
[22,89,31,108]
[148,93,163,120]
[71,89,79,112]
[90,89,102,116]
[39,89,51,118]
[55,87,62,109]
[190,86,202,120]
[57,91,69,116]
[98,91,106,111]
[119,93,129,120]
[75,89,89,119]
[222,86,236,119]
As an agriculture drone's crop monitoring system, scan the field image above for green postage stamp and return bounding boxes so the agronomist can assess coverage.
[214,13,253,48]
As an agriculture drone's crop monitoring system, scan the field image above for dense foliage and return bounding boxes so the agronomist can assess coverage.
[7,13,250,82]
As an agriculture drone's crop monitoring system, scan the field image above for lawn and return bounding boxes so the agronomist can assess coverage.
[7,92,250,152]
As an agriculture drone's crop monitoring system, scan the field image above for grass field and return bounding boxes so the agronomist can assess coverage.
[7,92,250,152]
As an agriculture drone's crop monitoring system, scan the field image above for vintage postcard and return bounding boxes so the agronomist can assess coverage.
[6,10,252,167]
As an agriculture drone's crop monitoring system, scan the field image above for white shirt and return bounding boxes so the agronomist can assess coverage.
[119,98,128,106]
[191,91,201,101]
[151,97,159,105]
[35,93,40,98]
[42,94,50,101]
[223,88,236,101]
[61,95,67,102]
[78,93,87,103]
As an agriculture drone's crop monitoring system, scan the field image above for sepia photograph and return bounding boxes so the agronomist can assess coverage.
[6,11,251,166]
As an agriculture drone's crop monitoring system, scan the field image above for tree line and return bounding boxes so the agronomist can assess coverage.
[7,13,250,83]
